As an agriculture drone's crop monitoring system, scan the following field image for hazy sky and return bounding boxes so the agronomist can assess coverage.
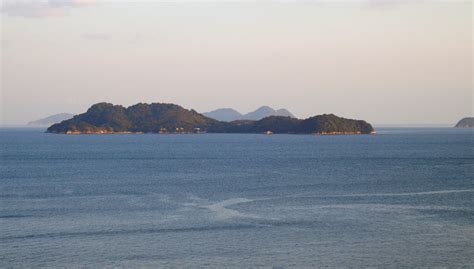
[1,0,472,125]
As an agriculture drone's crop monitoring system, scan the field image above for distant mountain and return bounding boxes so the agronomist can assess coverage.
[203,108,242,122]
[275,108,295,118]
[455,117,474,128]
[27,113,74,127]
[242,106,295,121]
[203,106,295,122]
[47,102,374,135]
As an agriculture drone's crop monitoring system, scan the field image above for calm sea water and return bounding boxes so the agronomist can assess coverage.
[1,128,473,268]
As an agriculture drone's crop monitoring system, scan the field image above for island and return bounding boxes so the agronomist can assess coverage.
[46,102,375,135]
[455,117,474,128]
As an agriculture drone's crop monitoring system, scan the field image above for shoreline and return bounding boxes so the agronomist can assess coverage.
[50,131,375,135]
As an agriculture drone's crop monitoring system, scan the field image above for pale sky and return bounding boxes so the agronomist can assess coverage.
[1,0,472,125]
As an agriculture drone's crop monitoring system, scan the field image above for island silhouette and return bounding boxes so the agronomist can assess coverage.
[455,117,474,128]
[203,106,295,122]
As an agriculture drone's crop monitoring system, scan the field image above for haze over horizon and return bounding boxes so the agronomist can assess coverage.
[1,0,472,126]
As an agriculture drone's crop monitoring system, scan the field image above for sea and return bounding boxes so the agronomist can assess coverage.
[1,127,473,268]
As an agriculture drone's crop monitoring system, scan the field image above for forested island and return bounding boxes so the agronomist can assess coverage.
[47,102,375,135]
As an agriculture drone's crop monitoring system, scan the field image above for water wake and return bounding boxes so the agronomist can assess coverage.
[184,197,259,220]
[292,189,474,199]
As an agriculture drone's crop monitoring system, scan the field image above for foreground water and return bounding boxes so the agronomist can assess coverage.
[1,128,473,268]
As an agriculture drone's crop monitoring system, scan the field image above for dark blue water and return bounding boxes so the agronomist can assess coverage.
[1,128,473,268]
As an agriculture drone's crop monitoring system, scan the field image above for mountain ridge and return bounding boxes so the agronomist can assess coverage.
[202,108,242,122]
[455,117,474,128]
[27,113,75,127]
[203,106,295,122]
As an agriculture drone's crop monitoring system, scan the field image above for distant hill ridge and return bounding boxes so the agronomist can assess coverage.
[27,113,74,127]
[47,102,374,135]
[203,106,295,122]
[455,117,474,128]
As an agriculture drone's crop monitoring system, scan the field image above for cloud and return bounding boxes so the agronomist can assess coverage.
[0,0,440,18]
[1,0,96,18]
[364,0,422,9]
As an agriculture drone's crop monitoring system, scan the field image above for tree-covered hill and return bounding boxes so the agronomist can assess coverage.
[296,114,374,134]
[47,102,218,134]
[208,116,301,133]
